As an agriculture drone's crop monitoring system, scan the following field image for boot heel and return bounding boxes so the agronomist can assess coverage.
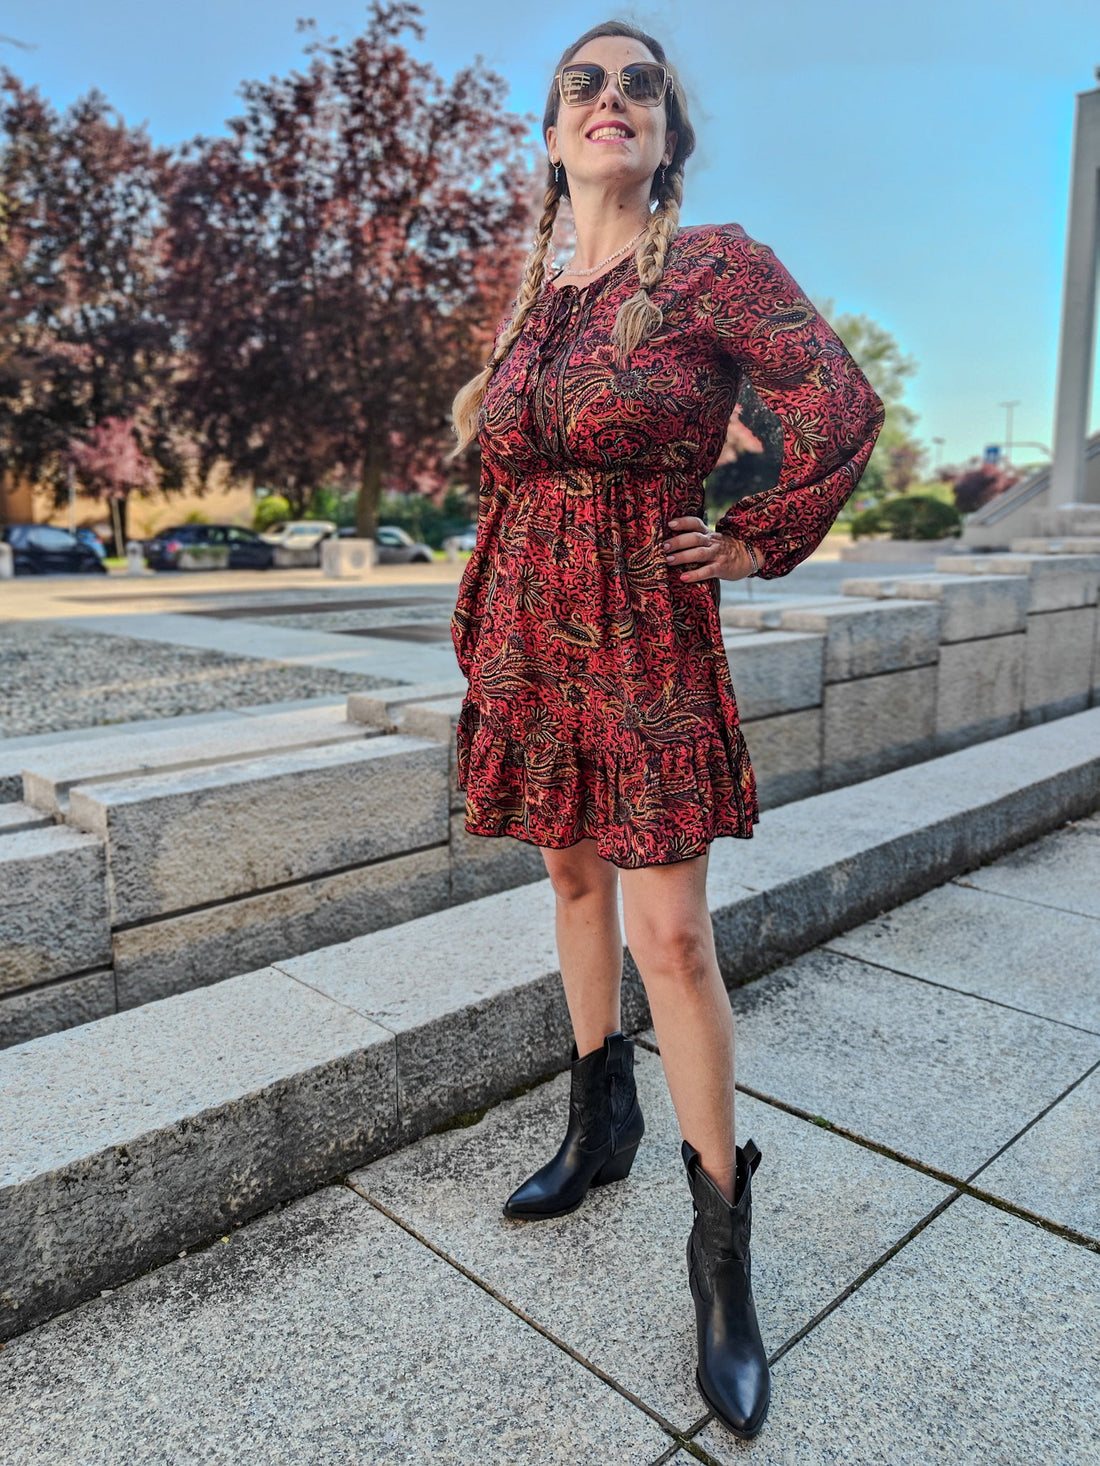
[592,1140,640,1186]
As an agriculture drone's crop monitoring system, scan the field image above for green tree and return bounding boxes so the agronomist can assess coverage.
[818,301,924,503]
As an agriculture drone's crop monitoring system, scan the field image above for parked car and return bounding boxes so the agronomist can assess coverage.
[336,524,433,564]
[1,523,107,575]
[143,524,275,571]
[74,527,108,562]
[452,523,479,552]
[258,519,337,567]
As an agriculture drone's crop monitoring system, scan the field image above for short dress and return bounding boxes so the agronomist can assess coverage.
[451,222,884,869]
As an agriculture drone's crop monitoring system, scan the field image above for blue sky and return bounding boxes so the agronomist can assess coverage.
[4,0,1098,471]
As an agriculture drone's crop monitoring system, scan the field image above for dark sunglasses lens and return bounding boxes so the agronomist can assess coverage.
[622,64,667,104]
[560,65,604,105]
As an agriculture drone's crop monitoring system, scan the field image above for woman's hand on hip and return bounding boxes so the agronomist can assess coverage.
[662,517,757,582]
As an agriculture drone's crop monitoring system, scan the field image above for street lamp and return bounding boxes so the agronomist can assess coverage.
[998,400,1021,465]
[931,437,946,474]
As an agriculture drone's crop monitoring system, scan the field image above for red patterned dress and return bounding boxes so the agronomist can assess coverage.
[451,222,884,868]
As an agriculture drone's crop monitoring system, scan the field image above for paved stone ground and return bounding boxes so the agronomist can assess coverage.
[2,817,1097,1465]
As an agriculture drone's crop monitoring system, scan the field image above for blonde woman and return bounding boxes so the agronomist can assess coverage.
[449,20,883,1440]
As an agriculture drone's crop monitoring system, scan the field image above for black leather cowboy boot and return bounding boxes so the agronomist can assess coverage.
[503,1031,645,1219]
[682,1136,771,1439]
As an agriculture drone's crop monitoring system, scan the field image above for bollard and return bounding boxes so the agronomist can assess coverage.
[125,540,147,576]
[444,537,458,564]
[0,541,12,579]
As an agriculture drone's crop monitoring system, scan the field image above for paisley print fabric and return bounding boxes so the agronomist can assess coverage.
[451,222,884,869]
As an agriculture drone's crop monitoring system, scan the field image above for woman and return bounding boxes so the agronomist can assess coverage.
[449,20,883,1441]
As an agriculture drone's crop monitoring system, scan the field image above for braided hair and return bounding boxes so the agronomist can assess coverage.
[450,21,696,456]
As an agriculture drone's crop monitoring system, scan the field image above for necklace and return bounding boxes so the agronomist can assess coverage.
[551,224,647,280]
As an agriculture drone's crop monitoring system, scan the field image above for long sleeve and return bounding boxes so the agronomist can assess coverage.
[705,224,885,579]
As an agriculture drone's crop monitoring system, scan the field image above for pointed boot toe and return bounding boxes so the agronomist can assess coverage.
[683,1137,771,1439]
[502,1032,644,1221]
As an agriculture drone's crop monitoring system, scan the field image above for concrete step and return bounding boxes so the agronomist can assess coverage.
[2,708,1098,1340]
[65,734,449,925]
[0,699,347,804]
[0,803,51,836]
[0,826,111,997]
[19,701,369,816]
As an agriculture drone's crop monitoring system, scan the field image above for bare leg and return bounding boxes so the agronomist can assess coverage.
[618,850,737,1201]
[540,840,623,1056]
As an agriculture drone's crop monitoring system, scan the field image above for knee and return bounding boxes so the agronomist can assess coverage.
[543,848,615,907]
[633,920,713,988]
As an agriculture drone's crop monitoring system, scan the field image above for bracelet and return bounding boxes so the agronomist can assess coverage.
[744,541,761,576]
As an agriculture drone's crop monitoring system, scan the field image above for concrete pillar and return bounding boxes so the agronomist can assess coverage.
[1051,86,1100,507]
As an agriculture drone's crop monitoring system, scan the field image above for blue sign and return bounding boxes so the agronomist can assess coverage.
[984,445,1001,463]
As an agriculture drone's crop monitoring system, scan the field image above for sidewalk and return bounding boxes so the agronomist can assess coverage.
[3,817,1098,1465]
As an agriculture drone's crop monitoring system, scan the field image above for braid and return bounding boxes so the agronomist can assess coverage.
[449,181,562,458]
[610,166,683,364]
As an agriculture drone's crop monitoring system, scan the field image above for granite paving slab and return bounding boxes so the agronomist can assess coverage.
[955,824,1100,919]
[645,949,1100,1179]
[693,1197,1099,1465]
[970,1064,1100,1242]
[352,1048,951,1429]
[826,882,1100,1031]
[0,1185,670,1466]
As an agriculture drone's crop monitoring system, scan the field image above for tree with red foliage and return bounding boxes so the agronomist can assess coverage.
[944,461,1021,515]
[165,2,533,530]
[0,73,185,536]
[69,416,158,553]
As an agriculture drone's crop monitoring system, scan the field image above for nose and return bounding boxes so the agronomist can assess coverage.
[595,74,628,109]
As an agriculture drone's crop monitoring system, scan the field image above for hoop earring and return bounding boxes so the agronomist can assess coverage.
[658,163,667,191]
[552,159,561,185]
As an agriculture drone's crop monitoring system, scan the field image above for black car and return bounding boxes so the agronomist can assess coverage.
[143,524,275,571]
[1,524,108,575]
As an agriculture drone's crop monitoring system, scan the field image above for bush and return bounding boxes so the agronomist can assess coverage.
[849,494,962,541]
[253,495,293,532]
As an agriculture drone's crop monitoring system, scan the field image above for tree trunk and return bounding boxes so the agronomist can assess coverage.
[108,494,130,558]
[356,438,386,539]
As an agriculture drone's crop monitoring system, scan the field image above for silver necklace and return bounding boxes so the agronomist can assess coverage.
[551,224,647,280]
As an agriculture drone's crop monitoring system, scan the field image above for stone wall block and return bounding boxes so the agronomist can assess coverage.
[740,707,823,809]
[724,631,824,719]
[0,828,111,994]
[0,969,115,1049]
[346,681,468,733]
[67,736,449,926]
[449,814,548,905]
[1022,608,1096,723]
[935,635,1025,753]
[779,601,942,681]
[401,697,465,813]
[938,553,1100,612]
[843,573,1030,642]
[822,666,938,789]
[113,846,452,1010]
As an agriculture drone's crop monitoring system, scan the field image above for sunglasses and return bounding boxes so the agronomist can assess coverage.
[555,62,672,109]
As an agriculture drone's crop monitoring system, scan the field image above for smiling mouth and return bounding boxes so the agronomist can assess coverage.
[587,125,634,142]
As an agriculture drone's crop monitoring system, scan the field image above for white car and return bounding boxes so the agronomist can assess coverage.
[259,520,337,567]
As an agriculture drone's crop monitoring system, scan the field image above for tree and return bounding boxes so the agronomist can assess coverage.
[0,73,184,535]
[818,301,924,503]
[69,416,158,553]
[165,2,534,532]
[943,460,1021,515]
